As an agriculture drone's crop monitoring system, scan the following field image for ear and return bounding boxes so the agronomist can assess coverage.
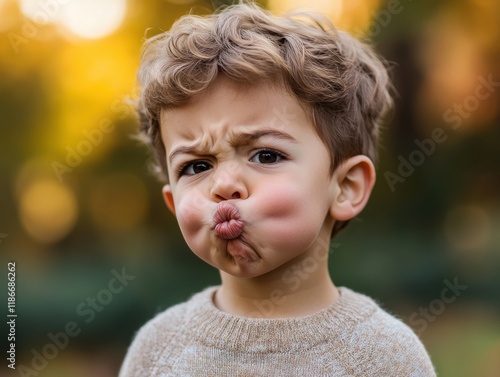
[330,155,376,221]
[162,184,176,215]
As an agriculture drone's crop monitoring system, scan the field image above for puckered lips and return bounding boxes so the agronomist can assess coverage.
[213,202,244,240]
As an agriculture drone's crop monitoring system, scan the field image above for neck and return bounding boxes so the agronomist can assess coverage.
[214,240,339,318]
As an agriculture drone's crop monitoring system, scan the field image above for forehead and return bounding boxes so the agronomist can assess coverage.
[159,77,310,145]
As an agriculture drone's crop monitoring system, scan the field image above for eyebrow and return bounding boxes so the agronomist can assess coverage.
[168,129,298,164]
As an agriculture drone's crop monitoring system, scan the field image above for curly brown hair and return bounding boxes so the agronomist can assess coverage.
[136,2,393,236]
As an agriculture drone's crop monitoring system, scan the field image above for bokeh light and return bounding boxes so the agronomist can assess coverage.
[58,0,127,39]
[18,0,54,24]
[18,178,78,244]
[17,0,127,39]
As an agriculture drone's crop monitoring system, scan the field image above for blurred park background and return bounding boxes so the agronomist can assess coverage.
[1,0,499,376]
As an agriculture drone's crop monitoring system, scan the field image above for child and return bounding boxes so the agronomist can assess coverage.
[120,3,436,376]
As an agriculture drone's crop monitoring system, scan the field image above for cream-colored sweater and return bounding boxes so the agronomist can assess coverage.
[119,286,436,376]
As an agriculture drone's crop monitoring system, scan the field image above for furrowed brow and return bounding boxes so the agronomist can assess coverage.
[231,129,298,146]
[168,129,298,164]
[168,146,200,164]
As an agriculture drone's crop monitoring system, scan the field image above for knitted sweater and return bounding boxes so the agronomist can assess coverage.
[119,286,436,377]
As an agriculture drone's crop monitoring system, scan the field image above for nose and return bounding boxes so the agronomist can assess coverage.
[210,163,248,201]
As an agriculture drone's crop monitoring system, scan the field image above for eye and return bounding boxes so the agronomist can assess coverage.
[250,149,286,164]
[177,161,212,177]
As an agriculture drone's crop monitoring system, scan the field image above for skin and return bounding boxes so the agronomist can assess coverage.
[160,76,376,318]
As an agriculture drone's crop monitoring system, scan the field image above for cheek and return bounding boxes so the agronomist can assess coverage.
[258,183,302,218]
[175,193,209,236]
[253,181,327,246]
[257,177,325,218]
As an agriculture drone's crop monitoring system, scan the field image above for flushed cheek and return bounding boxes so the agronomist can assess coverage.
[252,183,326,248]
[175,194,211,243]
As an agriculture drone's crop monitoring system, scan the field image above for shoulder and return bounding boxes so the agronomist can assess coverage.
[118,286,217,377]
[335,287,436,376]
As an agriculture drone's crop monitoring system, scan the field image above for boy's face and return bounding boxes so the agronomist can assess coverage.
[160,77,339,278]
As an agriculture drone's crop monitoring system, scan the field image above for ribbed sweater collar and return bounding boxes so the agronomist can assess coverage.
[181,286,377,353]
